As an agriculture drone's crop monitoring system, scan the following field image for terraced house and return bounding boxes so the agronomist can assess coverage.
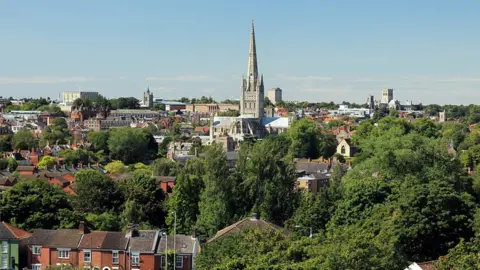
[25,223,202,270]
[0,222,31,270]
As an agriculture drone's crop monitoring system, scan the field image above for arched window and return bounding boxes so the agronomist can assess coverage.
[341,145,346,154]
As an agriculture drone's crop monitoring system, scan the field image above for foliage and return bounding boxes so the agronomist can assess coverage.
[195,143,231,239]
[108,128,151,164]
[109,97,140,110]
[152,158,177,176]
[37,155,57,169]
[12,128,36,150]
[167,158,204,234]
[120,171,167,228]
[86,212,122,231]
[72,170,124,214]
[105,160,128,174]
[0,180,74,231]
[88,130,109,153]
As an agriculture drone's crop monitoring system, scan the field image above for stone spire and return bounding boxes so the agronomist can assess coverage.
[247,19,258,78]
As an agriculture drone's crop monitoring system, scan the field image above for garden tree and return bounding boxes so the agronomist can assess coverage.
[317,132,337,158]
[0,159,7,170]
[286,118,320,158]
[142,128,159,160]
[120,170,167,228]
[109,97,140,110]
[87,130,109,153]
[187,137,203,155]
[0,135,12,152]
[7,158,18,172]
[120,199,144,228]
[325,119,346,129]
[37,155,57,169]
[86,212,121,231]
[12,128,36,150]
[459,145,480,169]
[108,127,149,164]
[0,180,74,231]
[166,158,205,234]
[105,160,128,174]
[411,117,440,138]
[37,104,63,114]
[237,136,298,225]
[72,170,124,214]
[59,149,97,165]
[42,117,72,146]
[441,122,469,149]
[152,158,177,176]
[158,136,172,157]
[196,228,293,270]
[195,143,231,239]
[425,104,442,116]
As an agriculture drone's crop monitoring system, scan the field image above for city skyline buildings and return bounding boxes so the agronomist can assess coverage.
[0,1,479,104]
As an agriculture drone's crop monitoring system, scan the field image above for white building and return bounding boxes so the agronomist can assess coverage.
[267,88,282,105]
[62,91,99,105]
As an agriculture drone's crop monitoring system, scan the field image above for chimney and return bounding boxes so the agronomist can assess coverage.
[78,221,88,234]
[125,224,139,238]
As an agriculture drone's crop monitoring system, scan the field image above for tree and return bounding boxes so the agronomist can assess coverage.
[88,130,109,153]
[0,180,74,231]
[286,118,320,158]
[86,212,121,231]
[12,128,36,150]
[152,158,177,176]
[166,158,204,234]
[238,136,298,225]
[108,128,149,164]
[195,143,231,239]
[72,170,124,214]
[37,155,57,169]
[105,160,128,174]
[7,158,18,172]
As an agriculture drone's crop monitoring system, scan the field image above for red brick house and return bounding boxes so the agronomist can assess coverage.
[157,235,200,270]
[156,176,176,195]
[27,227,84,270]
[77,231,129,270]
[27,223,161,270]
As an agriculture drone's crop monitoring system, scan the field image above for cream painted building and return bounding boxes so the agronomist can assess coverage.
[62,91,99,105]
[267,88,282,105]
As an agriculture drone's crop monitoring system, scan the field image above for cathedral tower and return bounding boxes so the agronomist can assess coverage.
[240,20,264,119]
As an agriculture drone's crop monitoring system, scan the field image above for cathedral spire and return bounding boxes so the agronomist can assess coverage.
[247,19,258,78]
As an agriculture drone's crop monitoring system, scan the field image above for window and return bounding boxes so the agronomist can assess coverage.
[341,145,346,154]
[32,264,41,270]
[32,246,41,255]
[175,256,183,268]
[1,241,7,253]
[83,249,91,263]
[1,256,7,268]
[112,251,119,264]
[131,253,140,265]
[58,249,70,259]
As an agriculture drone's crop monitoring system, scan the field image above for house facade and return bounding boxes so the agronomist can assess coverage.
[26,223,162,270]
[156,235,200,270]
[0,222,31,270]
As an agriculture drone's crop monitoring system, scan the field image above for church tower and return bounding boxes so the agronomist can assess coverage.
[240,20,264,119]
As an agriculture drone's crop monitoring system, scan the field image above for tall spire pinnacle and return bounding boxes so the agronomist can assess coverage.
[247,19,258,78]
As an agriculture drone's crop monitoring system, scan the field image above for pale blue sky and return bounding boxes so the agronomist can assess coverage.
[0,0,479,104]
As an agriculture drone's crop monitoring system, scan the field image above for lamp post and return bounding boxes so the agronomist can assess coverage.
[172,211,177,269]
[161,232,167,270]
[295,225,313,238]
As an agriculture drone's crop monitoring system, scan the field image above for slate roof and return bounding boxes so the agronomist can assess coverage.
[155,176,176,183]
[207,217,283,243]
[295,162,329,175]
[29,229,83,248]
[0,222,31,240]
[157,235,198,254]
[129,230,159,253]
[78,231,128,250]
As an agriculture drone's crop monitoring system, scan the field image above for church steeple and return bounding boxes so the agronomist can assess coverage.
[247,19,258,78]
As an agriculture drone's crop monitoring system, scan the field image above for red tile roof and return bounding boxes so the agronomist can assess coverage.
[2,222,31,239]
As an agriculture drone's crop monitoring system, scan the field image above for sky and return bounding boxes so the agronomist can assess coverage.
[0,0,479,105]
